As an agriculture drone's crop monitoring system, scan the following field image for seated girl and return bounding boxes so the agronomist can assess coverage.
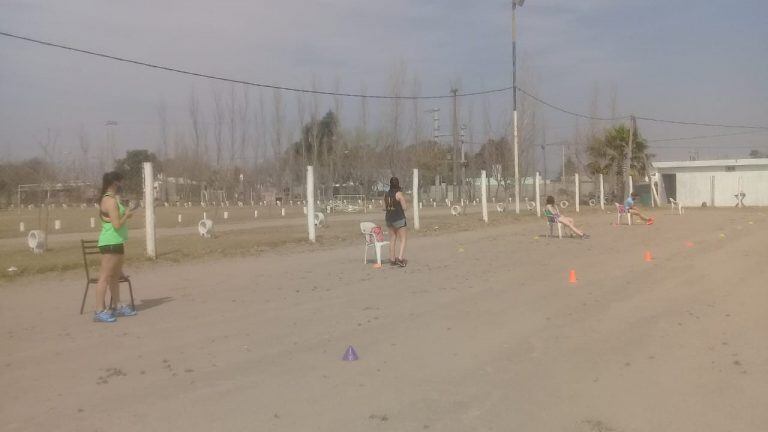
[544,196,590,239]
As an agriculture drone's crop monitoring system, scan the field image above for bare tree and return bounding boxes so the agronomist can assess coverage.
[188,90,207,171]
[272,88,286,197]
[239,85,250,168]
[387,61,407,171]
[212,87,225,169]
[78,125,91,180]
[155,100,169,162]
[227,85,238,169]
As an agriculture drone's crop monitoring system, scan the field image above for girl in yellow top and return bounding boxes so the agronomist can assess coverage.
[93,171,136,323]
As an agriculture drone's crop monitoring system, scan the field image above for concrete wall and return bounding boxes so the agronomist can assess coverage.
[669,166,768,207]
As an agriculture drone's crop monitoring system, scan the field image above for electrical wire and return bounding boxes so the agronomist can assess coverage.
[648,130,768,143]
[637,116,768,130]
[3,30,768,129]
[515,87,628,121]
[0,30,512,100]
[517,87,768,130]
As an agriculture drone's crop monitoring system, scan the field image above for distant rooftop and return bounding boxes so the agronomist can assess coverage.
[652,158,768,169]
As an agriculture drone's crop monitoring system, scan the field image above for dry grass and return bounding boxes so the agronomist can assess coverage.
[1,203,547,282]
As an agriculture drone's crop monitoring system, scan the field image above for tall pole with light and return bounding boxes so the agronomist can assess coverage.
[511,0,525,213]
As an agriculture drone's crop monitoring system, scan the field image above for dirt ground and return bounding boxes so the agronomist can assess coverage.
[1,207,766,431]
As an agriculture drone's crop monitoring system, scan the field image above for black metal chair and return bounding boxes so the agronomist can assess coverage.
[80,239,135,314]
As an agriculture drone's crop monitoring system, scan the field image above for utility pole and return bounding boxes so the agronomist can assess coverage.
[540,144,547,195]
[460,125,467,201]
[451,88,459,202]
[428,108,440,142]
[511,0,525,213]
[562,144,566,182]
[625,115,636,197]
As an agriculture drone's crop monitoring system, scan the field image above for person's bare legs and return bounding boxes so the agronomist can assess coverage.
[108,255,124,309]
[629,208,650,222]
[397,227,407,260]
[557,217,584,237]
[95,254,118,311]
[388,227,398,262]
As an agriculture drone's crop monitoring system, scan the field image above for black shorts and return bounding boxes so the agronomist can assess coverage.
[99,244,125,255]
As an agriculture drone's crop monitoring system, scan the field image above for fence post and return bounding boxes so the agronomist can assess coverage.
[535,172,541,217]
[142,162,156,259]
[599,173,605,210]
[481,170,488,223]
[412,168,420,230]
[575,173,580,213]
[307,166,316,242]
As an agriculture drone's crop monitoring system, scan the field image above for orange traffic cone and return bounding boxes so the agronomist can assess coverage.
[644,251,653,262]
[568,269,577,284]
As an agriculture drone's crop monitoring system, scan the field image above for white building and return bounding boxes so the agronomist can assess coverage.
[653,158,768,207]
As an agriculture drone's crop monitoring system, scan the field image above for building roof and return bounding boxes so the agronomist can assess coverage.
[652,158,768,169]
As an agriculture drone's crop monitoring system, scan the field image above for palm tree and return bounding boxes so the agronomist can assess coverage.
[586,124,651,199]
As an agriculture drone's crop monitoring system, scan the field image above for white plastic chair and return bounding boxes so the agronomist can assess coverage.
[360,222,390,265]
[614,203,632,225]
[669,198,684,215]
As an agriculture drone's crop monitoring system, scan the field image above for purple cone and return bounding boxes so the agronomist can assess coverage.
[342,345,359,361]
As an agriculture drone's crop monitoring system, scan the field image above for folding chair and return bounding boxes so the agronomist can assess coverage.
[80,240,135,314]
[669,198,684,215]
[614,203,632,225]
[360,222,390,266]
[543,209,563,239]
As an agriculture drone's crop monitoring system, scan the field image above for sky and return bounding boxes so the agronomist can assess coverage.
[1,0,767,171]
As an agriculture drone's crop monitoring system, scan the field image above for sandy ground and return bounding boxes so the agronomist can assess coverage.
[1,208,766,432]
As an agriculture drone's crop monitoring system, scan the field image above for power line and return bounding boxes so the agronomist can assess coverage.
[0,30,512,100]
[515,87,627,121]
[518,88,768,130]
[648,130,768,143]
[4,30,768,130]
[636,116,768,130]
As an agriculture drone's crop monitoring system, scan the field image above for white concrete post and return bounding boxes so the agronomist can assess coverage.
[628,175,634,195]
[412,168,420,230]
[535,171,541,217]
[142,162,156,259]
[575,173,580,213]
[513,111,520,214]
[481,170,488,223]
[599,173,605,210]
[307,166,316,242]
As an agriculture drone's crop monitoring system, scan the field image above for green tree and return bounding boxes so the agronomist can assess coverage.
[586,124,651,199]
[114,150,161,197]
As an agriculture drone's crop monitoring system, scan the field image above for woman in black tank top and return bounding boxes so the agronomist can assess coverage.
[384,177,408,267]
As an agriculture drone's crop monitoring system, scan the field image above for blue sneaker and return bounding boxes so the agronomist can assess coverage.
[93,310,117,323]
[114,304,137,317]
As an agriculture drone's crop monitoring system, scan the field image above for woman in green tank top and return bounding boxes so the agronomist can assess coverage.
[93,171,136,323]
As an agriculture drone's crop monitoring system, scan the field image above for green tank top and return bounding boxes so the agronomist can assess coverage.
[98,193,128,246]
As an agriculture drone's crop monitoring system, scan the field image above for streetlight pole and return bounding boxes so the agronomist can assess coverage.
[511,0,524,213]
[451,88,460,202]
[540,145,547,195]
